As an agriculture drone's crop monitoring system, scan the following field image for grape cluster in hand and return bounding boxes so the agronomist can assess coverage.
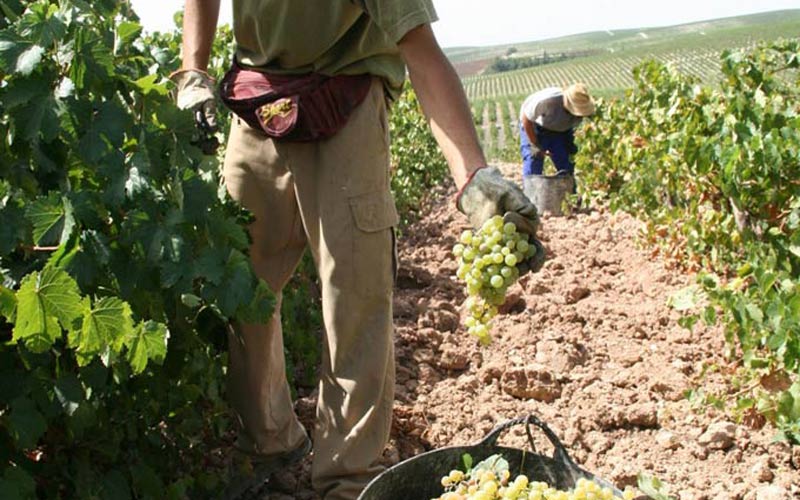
[453,216,537,344]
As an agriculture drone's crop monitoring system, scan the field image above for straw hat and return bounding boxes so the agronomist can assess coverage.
[563,83,595,117]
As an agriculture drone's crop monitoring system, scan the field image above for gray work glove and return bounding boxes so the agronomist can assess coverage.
[170,69,218,133]
[457,167,545,273]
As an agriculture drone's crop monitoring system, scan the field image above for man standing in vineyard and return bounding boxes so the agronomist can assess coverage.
[519,83,595,178]
[172,1,542,498]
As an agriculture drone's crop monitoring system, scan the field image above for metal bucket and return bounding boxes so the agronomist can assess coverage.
[523,175,575,217]
[358,415,622,499]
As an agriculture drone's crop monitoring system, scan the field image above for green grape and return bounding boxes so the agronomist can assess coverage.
[433,455,636,500]
[452,215,531,343]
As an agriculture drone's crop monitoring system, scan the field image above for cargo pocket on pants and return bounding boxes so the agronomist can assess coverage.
[349,190,400,297]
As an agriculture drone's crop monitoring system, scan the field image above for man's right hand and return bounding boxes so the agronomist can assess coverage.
[171,69,218,134]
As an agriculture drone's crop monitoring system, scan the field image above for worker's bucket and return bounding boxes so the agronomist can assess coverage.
[523,174,575,217]
[357,415,622,500]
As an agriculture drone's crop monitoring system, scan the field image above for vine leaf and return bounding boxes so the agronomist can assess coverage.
[0,464,37,500]
[0,32,44,75]
[54,373,84,416]
[69,297,134,366]
[13,266,83,352]
[0,285,16,319]
[125,320,169,375]
[7,397,47,449]
[26,193,75,247]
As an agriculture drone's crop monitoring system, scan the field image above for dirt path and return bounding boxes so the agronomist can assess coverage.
[268,165,799,500]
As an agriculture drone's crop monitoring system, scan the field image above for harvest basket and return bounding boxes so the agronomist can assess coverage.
[522,174,575,216]
[358,415,622,499]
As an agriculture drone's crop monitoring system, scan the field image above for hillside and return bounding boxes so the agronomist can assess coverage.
[447,9,800,77]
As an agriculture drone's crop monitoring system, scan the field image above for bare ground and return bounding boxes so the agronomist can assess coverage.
[265,164,800,500]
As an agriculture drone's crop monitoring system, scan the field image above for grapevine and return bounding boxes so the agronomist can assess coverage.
[575,39,800,441]
[453,216,537,344]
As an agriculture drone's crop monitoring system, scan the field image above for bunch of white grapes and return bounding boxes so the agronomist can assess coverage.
[434,470,637,500]
[453,215,537,344]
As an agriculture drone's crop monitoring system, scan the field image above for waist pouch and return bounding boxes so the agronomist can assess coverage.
[219,62,373,142]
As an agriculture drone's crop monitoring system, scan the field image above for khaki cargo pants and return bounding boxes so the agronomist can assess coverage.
[222,79,396,500]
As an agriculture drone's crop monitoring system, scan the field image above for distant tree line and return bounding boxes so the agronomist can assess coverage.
[486,49,598,74]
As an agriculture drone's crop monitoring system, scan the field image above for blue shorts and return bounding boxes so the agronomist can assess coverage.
[520,123,577,177]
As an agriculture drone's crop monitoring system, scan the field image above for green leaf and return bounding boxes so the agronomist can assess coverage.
[70,297,134,364]
[0,285,16,319]
[70,27,114,91]
[667,285,700,311]
[462,453,473,472]
[130,463,164,499]
[0,465,36,500]
[702,305,717,326]
[470,454,509,478]
[26,194,75,247]
[236,279,275,324]
[54,373,84,416]
[78,101,129,163]
[780,383,800,421]
[7,397,47,449]
[116,20,142,47]
[216,250,256,318]
[133,73,169,96]
[180,293,201,308]
[6,78,61,142]
[125,320,169,375]
[19,2,67,46]
[14,44,44,75]
[182,173,217,223]
[0,204,26,256]
[102,469,132,500]
[745,303,764,323]
[638,473,676,500]
[13,266,83,352]
[0,32,44,75]
[0,1,22,23]
[194,247,227,285]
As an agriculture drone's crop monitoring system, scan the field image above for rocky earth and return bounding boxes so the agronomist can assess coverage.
[263,165,799,500]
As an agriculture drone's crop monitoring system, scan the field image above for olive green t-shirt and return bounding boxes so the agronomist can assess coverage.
[233,0,438,99]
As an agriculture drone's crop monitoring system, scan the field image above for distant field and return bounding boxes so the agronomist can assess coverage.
[462,46,727,100]
[446,9,800,68]
[451,9,800,160]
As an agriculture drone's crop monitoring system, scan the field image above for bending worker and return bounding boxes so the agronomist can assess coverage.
[519,83,595,177]
[173,1,544,499]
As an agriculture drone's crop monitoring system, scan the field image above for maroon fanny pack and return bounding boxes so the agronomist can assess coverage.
[219,62,373,142]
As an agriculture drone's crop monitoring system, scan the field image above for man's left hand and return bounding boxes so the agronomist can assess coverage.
[457,167,545,273]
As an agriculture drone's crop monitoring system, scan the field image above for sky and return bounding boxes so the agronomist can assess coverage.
[130,0,799,48]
